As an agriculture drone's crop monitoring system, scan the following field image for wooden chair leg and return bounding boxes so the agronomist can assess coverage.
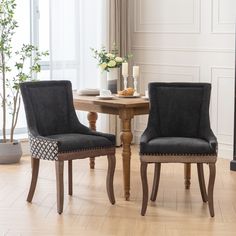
[197,163,208,202]
[27,158,40,202]
[184,163,191,189]
[150,163,161,201]
[90,157,95,169]
[68,160,73,196]
[106,154,116,204]
[208,163,216,217]
[141,162,148,216]
[55,160,64,214]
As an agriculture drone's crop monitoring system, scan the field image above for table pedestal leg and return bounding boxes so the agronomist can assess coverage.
[87,112,98,169]
[120,112,133,200]
[184,163,191,189]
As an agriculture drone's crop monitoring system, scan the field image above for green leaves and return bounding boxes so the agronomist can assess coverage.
[13,44,48,85]
[15,63,23,70]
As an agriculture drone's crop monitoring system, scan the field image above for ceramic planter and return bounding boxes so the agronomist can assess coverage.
[0,140,22,164]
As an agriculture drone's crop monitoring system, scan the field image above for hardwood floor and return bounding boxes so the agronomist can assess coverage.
[0,145,236,235]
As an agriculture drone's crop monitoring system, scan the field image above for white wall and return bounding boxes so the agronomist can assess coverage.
[130,0,235,159]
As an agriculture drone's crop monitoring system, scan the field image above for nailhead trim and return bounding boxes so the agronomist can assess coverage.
[140,154,217,163]
[59,145,114,154]
[140,152,217,156]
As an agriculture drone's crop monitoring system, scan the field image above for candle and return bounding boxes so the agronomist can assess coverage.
[122,62,128,77]
[133,66,139,78]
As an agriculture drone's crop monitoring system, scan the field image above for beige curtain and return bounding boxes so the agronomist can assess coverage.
[109,0,131,88]
[108,0,132,145]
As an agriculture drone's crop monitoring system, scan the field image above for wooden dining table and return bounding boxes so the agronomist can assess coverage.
[73,94,191,200]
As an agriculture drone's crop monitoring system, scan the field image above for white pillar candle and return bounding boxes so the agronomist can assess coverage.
[133,66,139,77]
[122,62,128,77]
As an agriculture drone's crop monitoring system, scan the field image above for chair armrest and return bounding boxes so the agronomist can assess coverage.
[28,132,60,160]
[86,130,116,146]
[203,129,218,154]
[140,127,158,144]
[70,120,91,134]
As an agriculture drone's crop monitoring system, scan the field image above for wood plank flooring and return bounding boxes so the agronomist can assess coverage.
[0,145,236,235]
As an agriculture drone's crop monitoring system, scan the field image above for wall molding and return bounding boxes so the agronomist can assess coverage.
[210,67,234,149]
[132,46,234,53]
[136,62,201,69]
[211,0,235,34]
[134,0,201,34]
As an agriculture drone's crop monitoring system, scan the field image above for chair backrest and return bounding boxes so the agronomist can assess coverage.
[148,82,211,138]
[20,80,77,136]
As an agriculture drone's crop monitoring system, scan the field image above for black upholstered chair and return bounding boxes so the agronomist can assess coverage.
[20,80,116,214]
[140,83,217,217]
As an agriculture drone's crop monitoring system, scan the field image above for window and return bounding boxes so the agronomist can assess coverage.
[32,0,50,80]
[32,0,80,88]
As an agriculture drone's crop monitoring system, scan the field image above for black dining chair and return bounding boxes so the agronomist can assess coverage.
[20,80,116,214]
[140,82,217,217]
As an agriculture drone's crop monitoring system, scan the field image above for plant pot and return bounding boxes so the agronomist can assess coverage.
[0,140,22,164]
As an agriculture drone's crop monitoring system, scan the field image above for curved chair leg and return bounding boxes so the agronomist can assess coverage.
[106,154,116,204]
[68,160,73,196]
[208,163,216,217]
[55,161,64,214]
[27,158,40,202]
[150,163,161,201]
[197,163,208,202]
[141,162,148,216]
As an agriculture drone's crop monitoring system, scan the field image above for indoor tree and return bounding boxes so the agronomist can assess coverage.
[0,0,48,143]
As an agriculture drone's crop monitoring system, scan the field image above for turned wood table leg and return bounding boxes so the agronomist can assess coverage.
[120,110,133,200]
[87,112,98,169]
[184,163,191,189]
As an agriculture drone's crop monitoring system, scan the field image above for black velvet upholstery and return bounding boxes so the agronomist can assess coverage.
[141,137,215,155]
[20,80,115,154]
[140,83,217,155]
[48,133,114,152]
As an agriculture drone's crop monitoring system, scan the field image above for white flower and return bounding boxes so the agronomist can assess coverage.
[106,53,115,59]
[108,60,116,67]
[115,57,123,63]
[100,62,107,70]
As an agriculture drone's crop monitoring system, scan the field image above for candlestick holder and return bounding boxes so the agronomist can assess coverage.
[123,76,128,90]
[133,76,140,96]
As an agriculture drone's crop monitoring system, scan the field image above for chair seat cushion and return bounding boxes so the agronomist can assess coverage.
[140,137,216,155]
[47,133,115,152]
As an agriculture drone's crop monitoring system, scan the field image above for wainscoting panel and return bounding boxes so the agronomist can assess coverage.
[134,0,201,33]
[211,67,234,157]
[212,0,236,33]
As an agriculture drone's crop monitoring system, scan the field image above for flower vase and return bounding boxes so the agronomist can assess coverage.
[100,70,108,91]
[107,68,119,94]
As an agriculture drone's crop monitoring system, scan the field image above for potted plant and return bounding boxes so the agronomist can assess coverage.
[91,45,131,93]
[0,0,48,164]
